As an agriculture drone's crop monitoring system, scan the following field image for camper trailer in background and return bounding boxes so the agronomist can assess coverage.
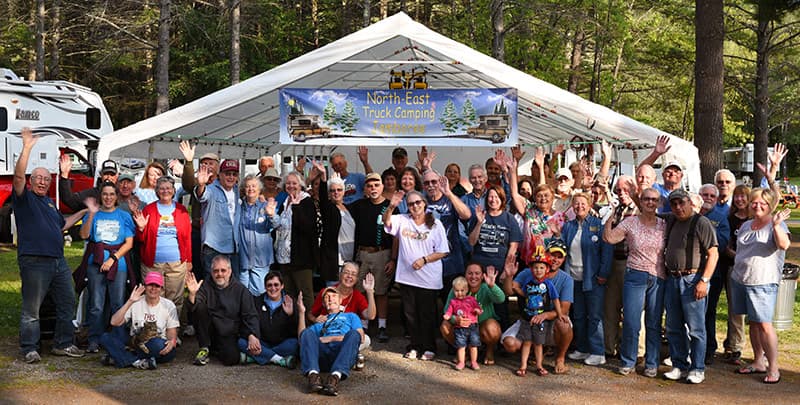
[467,114,511,143]
[723,143,777,183]
[288,114,331,142]
[0,68,113,242]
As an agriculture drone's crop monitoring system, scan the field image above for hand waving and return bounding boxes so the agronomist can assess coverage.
[282,294,295,316]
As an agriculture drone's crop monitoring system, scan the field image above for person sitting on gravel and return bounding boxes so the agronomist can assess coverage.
[238,272,300,368]
[186,255,261,366]
[299,286,363,397]
[99,272,179,369]
[309,262,376,370]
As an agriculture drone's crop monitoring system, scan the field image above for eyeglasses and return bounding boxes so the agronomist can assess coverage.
[329,188,344,193]
[641,197,660,203]
[716,180,732,184]
[30,175,51,183]
[423,180,438,186]
[557,177,571,182]
[265,282,282,288]
[407,200,424,207]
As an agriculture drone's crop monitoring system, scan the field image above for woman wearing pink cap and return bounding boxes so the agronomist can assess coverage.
[99,272,180,369]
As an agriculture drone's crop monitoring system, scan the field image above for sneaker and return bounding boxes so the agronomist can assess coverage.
[279,355,297,369]
[617,366,633,376]
[322,374,340,396]
[51,345,85,358]
[355,353,365,371]
[100,354,115,366]
[686,370,705,384]
[86,342,100,353]
[663,367,686,381]
[662,357,673,367]
[147,357,157,370]
[584,354,606,366]
[643,368,658,378]
[132,359,149,370]
[182,325,196,337]
[24,351,41,364]
[420,351,436,361]
[567,350,590,361]
[307,372,323,393]
[193,347,210,366]
[378,327,389,343]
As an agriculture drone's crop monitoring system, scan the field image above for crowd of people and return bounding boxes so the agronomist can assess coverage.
[14,126,792,395]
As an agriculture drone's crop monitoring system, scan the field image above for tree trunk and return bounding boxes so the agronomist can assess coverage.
[490,0,504,62]
[230,0,241,85]
[34,0,46,80]
[380,0,388,18]
[753,16,771,186]
[155,0,171,115]
[693,0,724,184]
[363,0,370,27]
[312,0,319,47]
[567,27,585,94]
[49,0,61,79]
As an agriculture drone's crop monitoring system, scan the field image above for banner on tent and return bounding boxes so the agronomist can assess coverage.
[279,88,518,146]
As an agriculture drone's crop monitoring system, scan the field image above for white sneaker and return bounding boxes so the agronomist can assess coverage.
[663,367,686,381]
[662,357,672,366]
[686,370,705,384]
[567,350,590,360]
[584,354,606,366]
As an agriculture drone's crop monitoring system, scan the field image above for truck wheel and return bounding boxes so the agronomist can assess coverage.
[296,133,306,142]
[468,131,476,138]
[492,133,502,143]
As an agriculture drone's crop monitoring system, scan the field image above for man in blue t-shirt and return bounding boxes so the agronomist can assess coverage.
[330,152,372,205]
[300,287,363,397]
[13,128,86,363]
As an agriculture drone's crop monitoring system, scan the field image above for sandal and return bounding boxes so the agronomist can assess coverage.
[420,351,436,361]
[483,358,495,366]
[536,367,549,376]
[404,350,418,360]
[735,365,767,375]
[763,373,781,384]
[515,368,527,377]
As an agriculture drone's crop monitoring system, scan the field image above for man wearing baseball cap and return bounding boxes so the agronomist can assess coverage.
[500,239,574,374]
[58,157,120,212]
[553,168,575,213]
[100,271,180,369]
[637,135,685,213]
[195,157,241,282]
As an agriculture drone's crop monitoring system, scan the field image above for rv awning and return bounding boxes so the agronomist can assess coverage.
[97,12,701,189]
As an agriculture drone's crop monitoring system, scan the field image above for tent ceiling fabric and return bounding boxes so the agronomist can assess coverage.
[98,12,700,188]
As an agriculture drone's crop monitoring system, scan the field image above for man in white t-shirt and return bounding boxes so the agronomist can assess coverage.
[99,272,179,369]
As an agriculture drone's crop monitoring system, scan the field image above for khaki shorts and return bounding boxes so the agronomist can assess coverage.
[356,248,392,295]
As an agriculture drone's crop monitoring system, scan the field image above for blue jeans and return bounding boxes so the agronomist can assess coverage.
[86,263,127,344]
[300,329,360,379]
[237,337,298,365]
[99,326,176,368]
[664,273,708,371]
[202,245,239,281]
[19,255,76,354]
[620,268,665,369]
[572,280,605,356]
[453,324,481,348]
[240,266,269,297]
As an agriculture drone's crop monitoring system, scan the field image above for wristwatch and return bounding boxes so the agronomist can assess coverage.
[700,276,710,283]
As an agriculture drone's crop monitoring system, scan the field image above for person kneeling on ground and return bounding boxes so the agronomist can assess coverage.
[187,255,261,366]
[238,271,300,368]
[99,272,178,369]
[300,287,363,396]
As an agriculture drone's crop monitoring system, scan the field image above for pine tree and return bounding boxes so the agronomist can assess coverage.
[439,99,458,133]
[323,99,339,127]
[339,101,359,133]
[459,99,477,129]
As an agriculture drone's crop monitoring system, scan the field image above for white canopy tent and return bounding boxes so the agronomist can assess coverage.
[97,12,701,189]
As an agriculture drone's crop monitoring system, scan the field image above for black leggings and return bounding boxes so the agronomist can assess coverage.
[401,284,439,354]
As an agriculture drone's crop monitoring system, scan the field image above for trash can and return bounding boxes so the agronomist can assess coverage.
[773,263,799,331]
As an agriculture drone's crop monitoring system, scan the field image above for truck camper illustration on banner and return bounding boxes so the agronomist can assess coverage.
[279,88,518,147]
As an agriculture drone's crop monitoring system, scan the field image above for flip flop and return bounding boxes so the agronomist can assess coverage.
[536,367,549,376]
[483,358,495,366]
[735,365,767,375]
[763,373,781,384]
[515,368,527,377]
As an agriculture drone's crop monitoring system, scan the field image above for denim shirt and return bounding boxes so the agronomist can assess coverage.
[239,199,274,270]
[560,215,612,292]
[196,180,241,254]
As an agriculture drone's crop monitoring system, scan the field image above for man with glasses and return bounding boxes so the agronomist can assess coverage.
[553,168,575,213]
[422,170,472,299]
[662,189,718,384]
[186,255,260,366]
[637,135,684,213]
[347,173,396,342]
[195,159,241,283]
[14,128,86,363]
[714,169,736,207]
[697,184,731,365]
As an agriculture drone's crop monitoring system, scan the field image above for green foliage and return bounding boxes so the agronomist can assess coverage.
[439,99,459,133]
[339,100,359,133]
